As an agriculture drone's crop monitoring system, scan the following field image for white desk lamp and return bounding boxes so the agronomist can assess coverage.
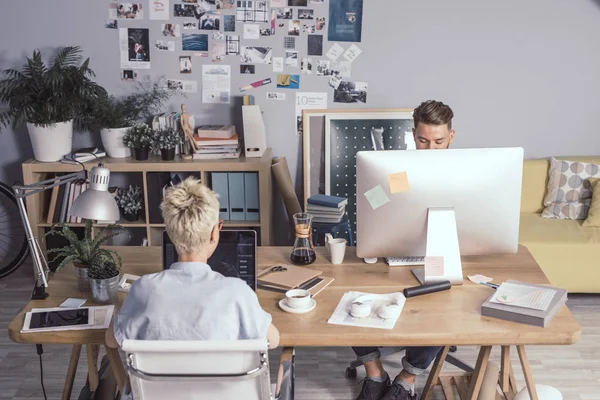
[13,163,120,300]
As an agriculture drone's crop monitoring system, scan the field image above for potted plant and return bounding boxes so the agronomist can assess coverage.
[90,77,181,159]
[88,258,121,304]
[115,185,144,221]
[123,124,153,160]
[46,220,124,292]
[154,127,183,161]
[0,46,106,162]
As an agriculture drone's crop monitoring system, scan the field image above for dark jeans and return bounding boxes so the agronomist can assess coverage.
[352,346,442,375]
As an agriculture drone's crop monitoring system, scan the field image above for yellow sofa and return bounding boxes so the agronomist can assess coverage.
[520,156,600,293]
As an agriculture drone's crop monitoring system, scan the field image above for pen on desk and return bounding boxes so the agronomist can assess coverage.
[480,282,499,289]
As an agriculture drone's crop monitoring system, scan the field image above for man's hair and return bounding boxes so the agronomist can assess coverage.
[413,100,454,130]
[160,177,219,255]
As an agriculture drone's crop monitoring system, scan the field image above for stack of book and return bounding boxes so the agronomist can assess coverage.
[46,179,88,224]
[193,125,241,160]
[307,194,348,224]
[61,148,106,164]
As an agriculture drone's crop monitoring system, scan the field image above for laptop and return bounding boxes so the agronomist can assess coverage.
[162,230,258,291]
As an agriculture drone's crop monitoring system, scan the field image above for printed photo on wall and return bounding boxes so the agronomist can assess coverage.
[288,0,307,6]
[328,0,363,42]
[111,3,144,19]
[307,34,323,56]
[217,0,236,9]
[334,81,367,103]
[155,40,175,51]
[285,51,298,67]
[277,74,300,89]
[213,31,224,40]
[260,27,273,36]
[199,12,221,30]
[237,0,269,23]
[240,46,273,64]
[284,36,296,49]
[182,33,209,51]
[277,8,293,19]
[240,64,255,74]
[183,0,198,3]
[226,35,240,55]
[298,9,313,19]
[301,23,315,33]
[127,28,150,62]
[174,4,196,17]
[180,56,193,73]
[301,58,312,74]
[316,60,330,76]
[161,24,181,37]
[316,16,326,30]
[121,70,138,81]
[224,15,236,31]
[105,20,118,29]
[288,20,300,35]
[183,21,198,29]
[309,0,324,3]
[211,43,226,62]
[197,0,217,10]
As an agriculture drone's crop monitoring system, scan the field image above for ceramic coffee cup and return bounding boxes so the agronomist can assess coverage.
[285,289,311,309]
[325,233,347,265]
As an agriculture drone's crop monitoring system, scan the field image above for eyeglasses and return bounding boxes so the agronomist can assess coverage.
[217,220,224,231]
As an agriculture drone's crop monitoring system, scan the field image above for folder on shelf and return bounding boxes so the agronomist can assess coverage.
[244,172,260,221]
[211,173,230,221]
[228,172,246,220]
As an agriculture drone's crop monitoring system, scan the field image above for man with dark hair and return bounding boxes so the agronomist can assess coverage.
[354,100,455,400]
[412,100,455,150]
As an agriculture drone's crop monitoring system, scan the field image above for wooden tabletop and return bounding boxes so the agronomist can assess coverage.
[8,245,581,348]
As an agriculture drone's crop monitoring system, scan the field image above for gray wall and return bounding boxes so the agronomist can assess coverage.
[1,0,600,238]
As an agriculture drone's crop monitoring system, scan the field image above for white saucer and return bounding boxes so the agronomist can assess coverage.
[279,298,316,314]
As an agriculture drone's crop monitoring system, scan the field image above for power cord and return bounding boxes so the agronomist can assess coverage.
[36,344,48,400]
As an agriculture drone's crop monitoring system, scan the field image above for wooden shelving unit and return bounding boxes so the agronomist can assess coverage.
[22,149,273,251]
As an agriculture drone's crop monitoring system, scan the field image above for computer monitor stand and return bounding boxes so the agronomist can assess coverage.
[412,207,464,285]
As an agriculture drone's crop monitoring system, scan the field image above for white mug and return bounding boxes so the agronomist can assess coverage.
[285,289,311,309]
[325,233,347,265]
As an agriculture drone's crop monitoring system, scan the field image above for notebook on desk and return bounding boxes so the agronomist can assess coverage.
[257,264,322,290]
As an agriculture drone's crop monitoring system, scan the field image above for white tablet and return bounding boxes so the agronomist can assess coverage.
[22,307,95,332]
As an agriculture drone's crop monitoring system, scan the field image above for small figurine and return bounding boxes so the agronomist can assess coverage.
[180,103,198,152]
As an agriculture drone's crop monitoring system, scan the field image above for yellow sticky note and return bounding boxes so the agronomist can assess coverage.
[364,184,390,210]
[424,256,444,277]
[388,172,410,194]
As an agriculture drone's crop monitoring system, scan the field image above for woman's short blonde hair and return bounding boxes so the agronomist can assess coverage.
[160,177,220,255]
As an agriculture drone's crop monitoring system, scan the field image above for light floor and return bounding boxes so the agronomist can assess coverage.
[1,263,599,400]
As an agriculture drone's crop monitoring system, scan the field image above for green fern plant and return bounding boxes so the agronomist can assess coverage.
[45,220,126,271]
[0,46,107,132]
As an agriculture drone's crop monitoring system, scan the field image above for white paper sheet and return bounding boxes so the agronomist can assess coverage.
[343,44,363,63]
[328,292,406,330]
[119,28,150,69]
[273,57,284,72]
[167,79,198,93]
[150,0,170,20]
[490,282,556,311]
[295,92,327,135]
[266,92,286,100]
[326,43,344,61]
[243,24,260,39]
[202,65,231,104]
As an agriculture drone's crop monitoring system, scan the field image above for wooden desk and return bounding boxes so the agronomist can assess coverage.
[8,246,581,400]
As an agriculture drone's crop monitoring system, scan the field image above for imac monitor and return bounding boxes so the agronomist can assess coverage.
[356,148,523,281]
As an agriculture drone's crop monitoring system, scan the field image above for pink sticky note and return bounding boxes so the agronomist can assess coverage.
[425,256,444,277]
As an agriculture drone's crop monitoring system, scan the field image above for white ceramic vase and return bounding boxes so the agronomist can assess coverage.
[100,127,132,158]
[26,120,73,162]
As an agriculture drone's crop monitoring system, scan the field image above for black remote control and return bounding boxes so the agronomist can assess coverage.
[403,280,452,298]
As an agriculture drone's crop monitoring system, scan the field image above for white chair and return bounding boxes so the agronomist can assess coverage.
[514,384,562,400]
[121,339,294,400]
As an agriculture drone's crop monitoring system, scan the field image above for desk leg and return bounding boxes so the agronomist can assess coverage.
[516,346,538,400]
[86,344,100,392]
[105,345,126,395]
[421,346,450,400]
[500,346,517,400]
[62,344,82,400]
[466,346,492,400]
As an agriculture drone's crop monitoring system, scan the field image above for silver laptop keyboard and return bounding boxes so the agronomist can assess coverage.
[385,256,426,266]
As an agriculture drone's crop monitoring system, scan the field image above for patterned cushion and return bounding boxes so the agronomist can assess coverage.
[542,157,600,219]
[582,178,600,227]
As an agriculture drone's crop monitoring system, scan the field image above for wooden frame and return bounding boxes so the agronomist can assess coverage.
[21,150,274,253]
[302,108,413,207]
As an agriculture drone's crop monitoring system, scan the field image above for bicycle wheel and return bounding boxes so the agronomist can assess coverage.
[0,181,29,279]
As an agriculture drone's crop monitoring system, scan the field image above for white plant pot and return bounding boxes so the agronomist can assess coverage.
[26,120,73,162]
[101,127,132,158]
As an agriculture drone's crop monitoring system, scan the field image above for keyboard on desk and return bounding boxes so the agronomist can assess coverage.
[385,256,425,266]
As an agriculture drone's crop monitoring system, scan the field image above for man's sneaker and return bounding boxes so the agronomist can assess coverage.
[355,376,391,400]
[380,381,418,400]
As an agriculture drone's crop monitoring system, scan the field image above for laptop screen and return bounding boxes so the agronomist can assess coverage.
[162,230,257,291]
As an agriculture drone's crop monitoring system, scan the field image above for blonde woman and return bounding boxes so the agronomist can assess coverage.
[106,178,279,348]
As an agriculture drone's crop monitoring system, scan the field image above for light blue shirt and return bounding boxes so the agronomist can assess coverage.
[114,262,272,345]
